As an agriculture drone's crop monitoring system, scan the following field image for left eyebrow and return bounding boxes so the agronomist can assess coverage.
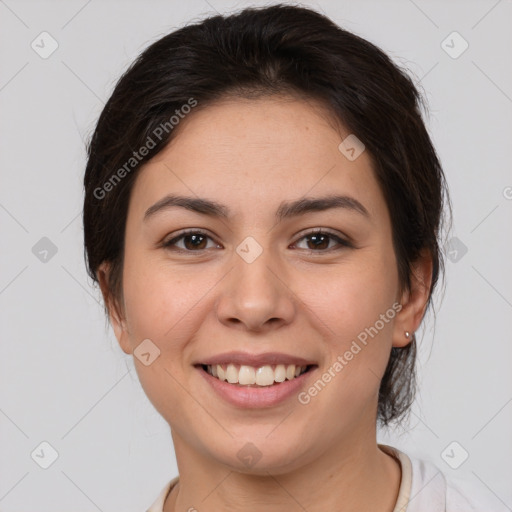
[275,195,370,221]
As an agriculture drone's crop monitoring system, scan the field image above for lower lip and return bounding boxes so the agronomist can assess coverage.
[197,366,315,408]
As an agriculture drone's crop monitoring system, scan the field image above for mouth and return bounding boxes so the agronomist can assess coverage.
[198,363,315,387]
[194,351,318,407]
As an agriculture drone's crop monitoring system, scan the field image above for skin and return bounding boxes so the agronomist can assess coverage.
[98,95,432,512]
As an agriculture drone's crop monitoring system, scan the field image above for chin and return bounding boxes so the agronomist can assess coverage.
[205,432,317,476]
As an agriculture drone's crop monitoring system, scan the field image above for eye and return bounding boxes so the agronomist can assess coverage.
[162,228,352,254]
[162,230,221,252]
[292,229,352,252]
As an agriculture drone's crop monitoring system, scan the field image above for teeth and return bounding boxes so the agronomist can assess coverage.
[205,363,308,386]
[226,364,238,384]
[255,365,274,386]
[239,365,256,385]
[275,364,286,382]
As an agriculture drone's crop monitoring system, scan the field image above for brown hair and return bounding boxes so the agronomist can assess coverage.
[83,3,450,426]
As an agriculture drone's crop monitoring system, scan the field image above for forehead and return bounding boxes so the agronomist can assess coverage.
[128,96,387,225]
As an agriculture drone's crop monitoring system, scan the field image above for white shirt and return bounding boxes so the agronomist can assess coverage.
[147,444,506,511]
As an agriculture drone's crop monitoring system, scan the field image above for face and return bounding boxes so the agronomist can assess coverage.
[101,96,423,474]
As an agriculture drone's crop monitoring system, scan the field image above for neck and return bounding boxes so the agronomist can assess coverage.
[164,428,401,512]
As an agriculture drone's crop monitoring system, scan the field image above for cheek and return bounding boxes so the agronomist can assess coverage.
[299,248,399,393]
[120,257,205,417]
[122,251,202,343]
[299,248,398,336]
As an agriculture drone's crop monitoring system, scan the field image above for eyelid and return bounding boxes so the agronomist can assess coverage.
[162,228,221,250]
[162,227,352,253]
[293,226,348,240]
[291,227,352,250]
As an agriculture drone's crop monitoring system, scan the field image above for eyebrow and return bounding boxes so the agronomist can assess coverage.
[143,193,370,222]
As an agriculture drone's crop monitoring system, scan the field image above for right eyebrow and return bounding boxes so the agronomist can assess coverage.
[144,195,230,221]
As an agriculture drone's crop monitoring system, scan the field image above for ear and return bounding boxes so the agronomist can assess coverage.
[97,262,132,355]
[392,249,433,348]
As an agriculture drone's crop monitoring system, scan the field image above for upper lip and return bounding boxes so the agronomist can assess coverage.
[196,351,317,367]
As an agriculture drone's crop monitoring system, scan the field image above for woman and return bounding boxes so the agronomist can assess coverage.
[83,4,497,511]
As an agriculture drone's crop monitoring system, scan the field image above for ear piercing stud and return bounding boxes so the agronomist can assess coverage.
[405,331,412,339]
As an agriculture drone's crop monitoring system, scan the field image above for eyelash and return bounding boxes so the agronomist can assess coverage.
[161,228,352,254]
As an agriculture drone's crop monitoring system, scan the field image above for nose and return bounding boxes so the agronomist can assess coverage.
[215,249,296,333]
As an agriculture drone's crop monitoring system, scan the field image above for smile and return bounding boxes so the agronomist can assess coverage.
[202,363,311,387]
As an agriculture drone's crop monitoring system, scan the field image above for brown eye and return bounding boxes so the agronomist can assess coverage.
[305,233,330,250]
[294,230,351,252]
[163,230,220,252]
[181,233,208,250]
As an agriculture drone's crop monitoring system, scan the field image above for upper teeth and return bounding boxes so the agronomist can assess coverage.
[206,364,308,386]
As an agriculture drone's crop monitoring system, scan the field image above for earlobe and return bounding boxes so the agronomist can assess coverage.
[111,318,132,355]
[96,262,132,355]
[392,249,433,348]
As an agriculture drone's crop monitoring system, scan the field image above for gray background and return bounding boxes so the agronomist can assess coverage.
[1,0,511,510]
